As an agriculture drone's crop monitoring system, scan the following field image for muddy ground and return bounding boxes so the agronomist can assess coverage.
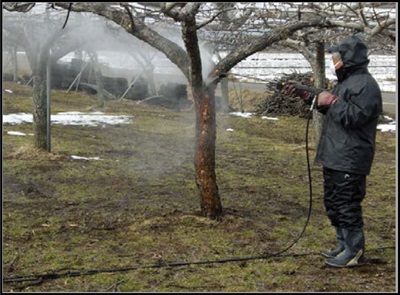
[2,81,397,292]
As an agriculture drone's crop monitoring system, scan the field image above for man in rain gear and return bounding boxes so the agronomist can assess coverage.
[287,35,382,267]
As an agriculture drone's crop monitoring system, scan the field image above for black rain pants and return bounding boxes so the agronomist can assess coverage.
[322,167,366,230]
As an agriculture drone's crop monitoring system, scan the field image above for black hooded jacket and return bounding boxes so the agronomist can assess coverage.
[315,36,383,175]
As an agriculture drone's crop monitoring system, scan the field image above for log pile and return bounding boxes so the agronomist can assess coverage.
[256,72,332,117]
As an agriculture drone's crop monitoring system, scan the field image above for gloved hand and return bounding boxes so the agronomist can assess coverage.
[283,81,311,102]
[317,91,338,107]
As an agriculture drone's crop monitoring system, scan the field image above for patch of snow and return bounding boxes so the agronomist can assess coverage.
[377,124,396,132]
[7,131,27,136]
[71,155,102,161]
[229,112,253,118]
[2,113,33,125]
[377,115,397,132]
[261,116,279,120]
[2,112,132,126]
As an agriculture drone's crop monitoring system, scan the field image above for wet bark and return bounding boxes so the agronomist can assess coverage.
[181,12,222,220]
[193,84,222,220]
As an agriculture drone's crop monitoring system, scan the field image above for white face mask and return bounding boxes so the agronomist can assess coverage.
[329,52,344,77]
[329,59,337,76]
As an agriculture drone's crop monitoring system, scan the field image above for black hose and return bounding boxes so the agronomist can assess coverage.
[61,3,72,29]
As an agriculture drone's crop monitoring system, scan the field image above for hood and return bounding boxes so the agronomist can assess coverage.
[328,36,370,68]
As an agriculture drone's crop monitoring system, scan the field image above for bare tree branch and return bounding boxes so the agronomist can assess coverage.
[2,2,35,12]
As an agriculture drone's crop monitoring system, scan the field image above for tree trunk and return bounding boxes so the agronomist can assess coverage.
[193,83,222,220]
[11,46,18,82]
[215,50,230,113]
[90,52,105,108]
[145,67,157,97]
[136,52,158,96]
[181,14,222,220]
[312,41,325,151]
[219,77,230,113]
[32,53,48,150]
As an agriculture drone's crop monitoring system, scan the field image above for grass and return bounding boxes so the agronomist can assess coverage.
[2,81,397,292]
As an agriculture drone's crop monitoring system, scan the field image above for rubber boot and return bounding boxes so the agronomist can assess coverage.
[325,228,366,268]
[321,227,345,258]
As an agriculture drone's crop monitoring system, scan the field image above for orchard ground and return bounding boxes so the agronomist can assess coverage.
[2,81,397,292]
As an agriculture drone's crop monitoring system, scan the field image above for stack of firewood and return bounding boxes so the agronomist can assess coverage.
[256,72,332,117]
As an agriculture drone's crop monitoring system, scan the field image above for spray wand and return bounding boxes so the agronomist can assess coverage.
[289,83,324,111]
